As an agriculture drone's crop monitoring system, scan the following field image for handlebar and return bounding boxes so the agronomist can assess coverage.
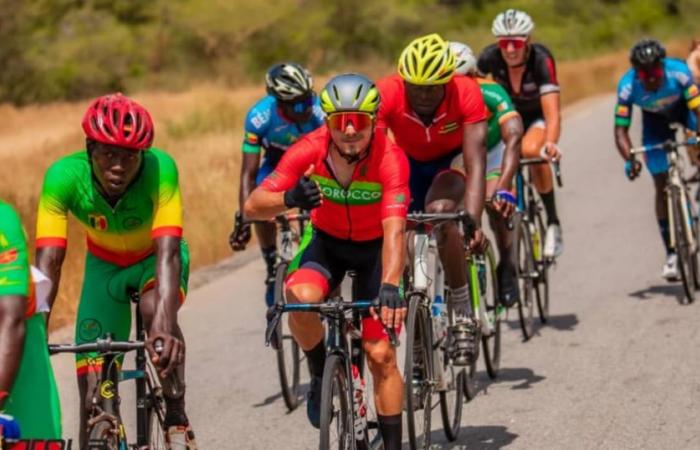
[519,157,563,188]
[49,337,144,355]
[245,211,309,226]
[630,138,698,156]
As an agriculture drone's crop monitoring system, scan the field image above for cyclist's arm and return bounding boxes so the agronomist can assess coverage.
[239,154,261,217]
[239,125,264,215]
[244,189,288,220]
[35,247,65,324]
[541,92,561,145]
[151,236,181,336]
[0,296,24,410]
[687,50,700,84]
[379,146,410,286]
[614,74,635,160]
[498,114,524,190]
[462,121,487,226]
[381,217,406,286]
[614,125,633,160]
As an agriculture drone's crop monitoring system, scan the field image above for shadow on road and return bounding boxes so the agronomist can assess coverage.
[505,313,580,334]
[252,383,309,410]
[484,367,546,391]
[628,283,684,303]
[422,425,518,449]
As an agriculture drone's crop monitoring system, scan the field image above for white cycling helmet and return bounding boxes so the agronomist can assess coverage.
[449,42,477,76]
[492,9,534,37]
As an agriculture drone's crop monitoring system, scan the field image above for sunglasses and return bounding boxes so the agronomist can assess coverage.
[637,66,664,81]
[497,37,528,50]
[282,95,314,114]
[327,112,374,132]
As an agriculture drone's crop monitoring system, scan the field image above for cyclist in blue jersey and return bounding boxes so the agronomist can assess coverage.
[614,39,700,279]
[229,63,325,306]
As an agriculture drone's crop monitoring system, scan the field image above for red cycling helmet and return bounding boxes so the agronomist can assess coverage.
[81,93,154,150]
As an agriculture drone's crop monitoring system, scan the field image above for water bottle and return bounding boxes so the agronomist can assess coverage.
[351,364,367,441]
[432,293,447,340]
[477,259,487,297]
[530,223,542,261]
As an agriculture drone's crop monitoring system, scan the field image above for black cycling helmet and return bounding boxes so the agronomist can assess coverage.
[265,62,313,101]
[630,39,666,69]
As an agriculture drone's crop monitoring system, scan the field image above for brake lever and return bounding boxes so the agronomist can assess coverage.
[372,298,400,347]
[264,304,284,347]
[552,161,563,188]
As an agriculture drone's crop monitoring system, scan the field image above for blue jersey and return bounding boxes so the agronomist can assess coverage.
[242,95,325,156]
[615,58,700,127]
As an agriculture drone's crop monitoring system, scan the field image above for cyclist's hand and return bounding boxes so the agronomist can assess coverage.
[229,211,251,251]
[492,190,516,219]
[468,227,488,254]
[625,159,642,180]
[540,142,562,162]
[284,165,321,210]
[146,331,184,378]
[0,413,21,440]
[371,283,406,330]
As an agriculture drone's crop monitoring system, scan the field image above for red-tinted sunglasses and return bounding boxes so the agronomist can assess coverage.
[637,66,664,80]
[327,112,373,132]
[497,37,528,50]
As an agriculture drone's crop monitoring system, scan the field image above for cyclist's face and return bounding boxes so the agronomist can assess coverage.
[405,83,446,117]
[328,116,374,160]
[498,36,529,67]
[279,94,314,123]
[637,64,664,92]
[90,143,143,197]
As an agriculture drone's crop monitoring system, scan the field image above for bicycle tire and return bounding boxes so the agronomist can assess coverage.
[319,354,353,450]
[145,361,169,449]
[439,366,465,441]
[515,216,536,340]
[481,246,501,379]
[671,187,695,304]
[533,210,550,323]
[87,418,122,450]
[274,261,304,411]
[404,293,433,450]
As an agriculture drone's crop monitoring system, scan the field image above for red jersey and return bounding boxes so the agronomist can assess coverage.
[376,74,487,162]
[260,126,410,241]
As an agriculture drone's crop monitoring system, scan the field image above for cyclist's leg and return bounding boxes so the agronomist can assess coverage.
[255,157,279,307]
[74,252,133,448]
[352,248,403,450]
[521,120,557,221]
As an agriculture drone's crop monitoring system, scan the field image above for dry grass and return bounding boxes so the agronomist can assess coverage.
[0,40,692,331]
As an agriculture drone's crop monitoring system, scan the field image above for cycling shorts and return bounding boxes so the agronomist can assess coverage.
[74,239,190,375]
[285,227,399,341]
[408,149,463,212]
[642,106,698,175]
[5,314,62,439]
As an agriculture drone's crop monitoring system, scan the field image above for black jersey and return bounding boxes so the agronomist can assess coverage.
[477,43,559,126]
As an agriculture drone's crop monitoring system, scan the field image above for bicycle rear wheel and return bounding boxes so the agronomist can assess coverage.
[515,216,536,340]
[481,246,501,379]
[533,210,550,323]
[671,188,696,304]
[274,261,304,411]
[319,354,353,450]
[88,418,123,450]
[404,293,433,450]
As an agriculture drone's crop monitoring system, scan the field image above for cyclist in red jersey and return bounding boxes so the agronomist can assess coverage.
[376,33,488,365]
[245,74,409,450]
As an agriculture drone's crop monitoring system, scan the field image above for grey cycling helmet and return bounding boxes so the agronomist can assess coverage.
[449,42,478,76]
[319,73,380,114]
[630,38,666,69]
[265,62,313,101]
[492,9,534,37]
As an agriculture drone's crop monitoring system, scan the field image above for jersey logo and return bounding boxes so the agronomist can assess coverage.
[0,233,8,247]
[497,102,508,112]
[616,105,630,117]
[88,214,108,231]
[0,276,21,286]
[245,132,260,145]
[687,85,699,98]
[311,175,382,205]
[395,193,406,203]
[0,249,18,264]
[438,122,460,135]
[359,165,369,178]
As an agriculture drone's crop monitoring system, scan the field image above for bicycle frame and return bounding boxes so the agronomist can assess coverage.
[665,150,697,251]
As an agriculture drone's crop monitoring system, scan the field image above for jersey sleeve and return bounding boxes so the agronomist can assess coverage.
[615,71,634,127]
[36,161,71,248]
[0,202,30,298]
[482,81,519,124]
[534,47,560,95]
[476,45,495,76]
[459,78,488,124]
[151,152,184,239]
[260,137,318,192]
[242,100,272,155]
[379,144,410,220]
[675,63,700,110]
[375,77,398,130]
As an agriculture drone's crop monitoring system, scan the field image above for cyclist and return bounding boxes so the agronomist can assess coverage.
[35,93,196,448]
[478,9,564,259]
[614,38,700,279]
[229,63,324,307]
[0,201,61,441]
[245,74,409,450]
[375,33,488,363]
[450,41,523,307]
[687,38,700,85]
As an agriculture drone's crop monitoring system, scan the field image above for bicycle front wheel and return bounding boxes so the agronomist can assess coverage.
[88,418,123,450]
[319,354,353,450]
[533,210,550,323]
[145,361,169,449]
[404,293,433,450]
[671,187,696,304]
[274,261,304,411]
[515,215,536,340]
[481,246,501,379]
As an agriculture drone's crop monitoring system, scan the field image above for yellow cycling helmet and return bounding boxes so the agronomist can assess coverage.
[398,33,456,85]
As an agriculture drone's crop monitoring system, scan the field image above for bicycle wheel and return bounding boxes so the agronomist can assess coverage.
[439,364,465,441]
[515,215,536,340]
[404,293,433,450]
[145,361,169,449]
[319,354,353,450]
[671,187,696,304]
[87,418,122,450]
[533,210,550,323]
[481,246,501,379]
[274,261,304,411]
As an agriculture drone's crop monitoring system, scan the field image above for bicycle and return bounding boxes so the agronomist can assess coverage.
[513,158,563,340]
[630,138,700,304]
[48,292,170,449]
[403,211,492,450]
[265,293,395,450]
[251,212,310,411]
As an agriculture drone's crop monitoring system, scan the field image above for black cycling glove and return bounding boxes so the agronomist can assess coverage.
[378,283,405,310]
[284,176,322,209]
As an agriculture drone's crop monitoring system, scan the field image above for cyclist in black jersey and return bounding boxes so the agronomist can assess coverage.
[478,9,564,259]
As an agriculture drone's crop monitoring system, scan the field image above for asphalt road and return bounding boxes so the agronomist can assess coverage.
[49,94,700,449]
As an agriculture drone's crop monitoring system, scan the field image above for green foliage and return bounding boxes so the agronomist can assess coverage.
[2,0,700,104]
